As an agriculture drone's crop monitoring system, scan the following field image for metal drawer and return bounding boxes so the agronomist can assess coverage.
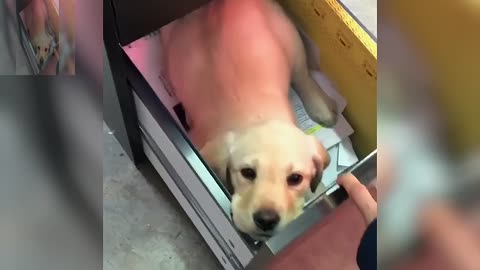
[131,86,254,268]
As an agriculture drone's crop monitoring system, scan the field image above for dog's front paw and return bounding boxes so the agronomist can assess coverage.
[304,96,338,127]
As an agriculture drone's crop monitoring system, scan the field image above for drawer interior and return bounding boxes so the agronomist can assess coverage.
[123,0,376,251]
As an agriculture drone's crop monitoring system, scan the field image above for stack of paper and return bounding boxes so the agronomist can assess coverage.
[289,71,359,196]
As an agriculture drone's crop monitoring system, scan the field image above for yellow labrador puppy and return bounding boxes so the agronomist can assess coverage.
[161,0,337,240]
[24,0,52,66]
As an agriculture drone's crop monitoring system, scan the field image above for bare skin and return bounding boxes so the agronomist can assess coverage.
[340,167,480,270]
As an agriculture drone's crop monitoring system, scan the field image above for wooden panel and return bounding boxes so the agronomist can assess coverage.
[278,0,377,157]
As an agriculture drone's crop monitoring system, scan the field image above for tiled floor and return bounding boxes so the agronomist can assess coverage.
[0,7,17,74]
[103,123,223,270]
[0,4,33,75]
[16,41,33,75]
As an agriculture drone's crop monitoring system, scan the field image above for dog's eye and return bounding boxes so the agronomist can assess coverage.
[37,46,40,50]
[240,168,256,181]
[287,173,303,186]
[45,48,47,52]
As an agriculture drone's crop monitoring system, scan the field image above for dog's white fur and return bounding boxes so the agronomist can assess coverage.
[24,0,51,65]
[161,0,337,239]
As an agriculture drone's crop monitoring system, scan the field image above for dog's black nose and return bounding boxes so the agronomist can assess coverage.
[253,209,280,231]
[39,58,44,65]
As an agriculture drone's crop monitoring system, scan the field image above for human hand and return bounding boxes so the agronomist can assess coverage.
[337,173,377,226]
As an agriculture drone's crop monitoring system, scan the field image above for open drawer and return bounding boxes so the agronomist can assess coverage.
[120,0,376,269]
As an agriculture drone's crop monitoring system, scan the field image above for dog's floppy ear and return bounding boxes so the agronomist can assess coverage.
[199,132,236,194]
[309,136,330,192]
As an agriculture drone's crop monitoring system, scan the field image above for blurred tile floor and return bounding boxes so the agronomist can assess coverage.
[103,1,376,269]
[16,40,33,75]
[0,5,33,75]
[103,124,223,270]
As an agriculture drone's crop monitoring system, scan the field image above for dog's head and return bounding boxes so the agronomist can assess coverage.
[201,120,329,240]
[32,34,51,66]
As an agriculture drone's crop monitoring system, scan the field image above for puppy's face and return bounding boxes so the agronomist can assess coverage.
[32,34,51,66]
[222,121,329,240]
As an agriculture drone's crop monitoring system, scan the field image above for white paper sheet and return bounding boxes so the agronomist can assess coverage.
[289,89,354,149]
[320,144,340,189]
[319,139,359,196]
[338,137,359,168]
